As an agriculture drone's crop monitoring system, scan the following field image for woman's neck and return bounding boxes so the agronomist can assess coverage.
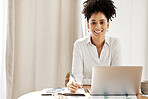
[91,36,105,48]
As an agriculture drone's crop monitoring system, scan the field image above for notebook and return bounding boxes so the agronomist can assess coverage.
[41,87,85,96]
[90,66,143,96]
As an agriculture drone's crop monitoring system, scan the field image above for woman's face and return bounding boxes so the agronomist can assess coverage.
[87,12,109,39]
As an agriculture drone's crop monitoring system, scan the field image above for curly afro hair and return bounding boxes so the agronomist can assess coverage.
[82,0,116,22]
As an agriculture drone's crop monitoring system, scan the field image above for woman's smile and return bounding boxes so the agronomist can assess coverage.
[94,30,103,34]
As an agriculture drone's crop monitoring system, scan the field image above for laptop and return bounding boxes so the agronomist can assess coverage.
[90,66,143,96]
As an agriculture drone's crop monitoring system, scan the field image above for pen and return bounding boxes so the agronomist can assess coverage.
[70,73,78,83]
[70,73,83,90]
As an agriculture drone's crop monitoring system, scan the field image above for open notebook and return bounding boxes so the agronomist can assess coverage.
[41,87,85,96]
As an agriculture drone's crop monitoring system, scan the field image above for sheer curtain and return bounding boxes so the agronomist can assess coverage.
[6,0,15,99]
[0,0,8,99]
[6,0,82,99]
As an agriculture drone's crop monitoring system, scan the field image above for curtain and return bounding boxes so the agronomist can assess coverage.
[6,0,82,99]
[6,0,15,99]
[0,0,7,99]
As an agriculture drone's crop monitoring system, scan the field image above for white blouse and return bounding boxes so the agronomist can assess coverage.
[72,35,121,85]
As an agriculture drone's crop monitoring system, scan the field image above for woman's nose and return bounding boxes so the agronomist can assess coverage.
[95,23,101,29]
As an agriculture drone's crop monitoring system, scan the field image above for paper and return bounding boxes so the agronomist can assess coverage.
[42,88,65,95]
[41,87,85,96]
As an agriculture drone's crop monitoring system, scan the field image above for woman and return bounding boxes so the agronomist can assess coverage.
[68,0,121,93]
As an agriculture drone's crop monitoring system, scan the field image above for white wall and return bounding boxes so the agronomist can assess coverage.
[109,0,148,80]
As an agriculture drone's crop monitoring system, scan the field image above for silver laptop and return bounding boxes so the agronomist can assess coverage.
[91,66,143,96]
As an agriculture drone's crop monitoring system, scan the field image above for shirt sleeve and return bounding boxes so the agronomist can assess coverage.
[71,41,84,83]
[111,38,122,66]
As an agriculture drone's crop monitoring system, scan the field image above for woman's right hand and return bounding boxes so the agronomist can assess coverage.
[68,82,83,93]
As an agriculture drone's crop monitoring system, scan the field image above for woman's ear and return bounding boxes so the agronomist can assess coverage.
[107,22,109,29]
[87,22,90,29]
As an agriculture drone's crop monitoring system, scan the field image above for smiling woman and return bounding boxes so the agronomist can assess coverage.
[67,0,122,93]
[68,0,148,93]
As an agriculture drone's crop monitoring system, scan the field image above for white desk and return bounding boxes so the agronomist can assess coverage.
[18,90,90,99]
[18,86,148,99]
[18,91,139,99]
[18,91,148,99]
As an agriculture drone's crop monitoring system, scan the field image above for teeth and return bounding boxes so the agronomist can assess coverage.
[95,31,102,33]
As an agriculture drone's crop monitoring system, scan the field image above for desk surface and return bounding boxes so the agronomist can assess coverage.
[18,86,148,99]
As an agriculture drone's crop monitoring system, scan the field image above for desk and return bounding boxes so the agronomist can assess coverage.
[18,86,148,99]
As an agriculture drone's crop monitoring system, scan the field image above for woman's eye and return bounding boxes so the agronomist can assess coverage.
[100,22,104,24]
[91,22,96,25]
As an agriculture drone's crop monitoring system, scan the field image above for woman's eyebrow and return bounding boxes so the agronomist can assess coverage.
[100,19,105,21]
[91,19,106,21]
[91,19,96,21]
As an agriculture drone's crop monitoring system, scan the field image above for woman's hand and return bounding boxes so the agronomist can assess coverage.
[68,82,83,93]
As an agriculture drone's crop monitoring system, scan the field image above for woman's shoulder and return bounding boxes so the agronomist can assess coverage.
[74,36,89,46]
[106,35,121,50]
[106,35,120,44]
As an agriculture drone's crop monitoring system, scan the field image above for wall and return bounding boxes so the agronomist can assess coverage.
[109,0,148,80]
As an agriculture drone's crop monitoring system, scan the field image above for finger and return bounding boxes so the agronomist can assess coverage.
[69,87,79,93]
[72,82,81,87]
[69,87,76,93]
[74,83,83,88]
[71,82,79,88]
[69,84,79,90]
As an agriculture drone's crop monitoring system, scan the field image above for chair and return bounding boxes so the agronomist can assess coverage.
[65,72,71,87]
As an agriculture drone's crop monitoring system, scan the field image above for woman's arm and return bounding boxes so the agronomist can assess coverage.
[72,41,84,83]
[67,41,84,92]
[111,38,122,66]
